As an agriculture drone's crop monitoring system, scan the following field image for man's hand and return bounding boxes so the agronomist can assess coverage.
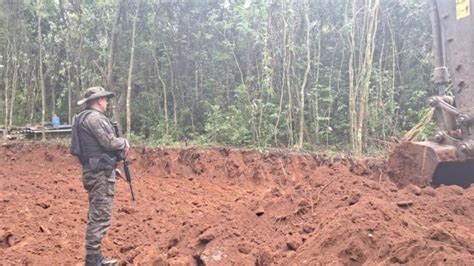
[123,140,130,157]
[115,168,124,180]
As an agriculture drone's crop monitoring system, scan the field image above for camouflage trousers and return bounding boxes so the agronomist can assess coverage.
[82,166,116,255]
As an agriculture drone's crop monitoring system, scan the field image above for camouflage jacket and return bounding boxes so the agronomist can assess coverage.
[71,108,128,164]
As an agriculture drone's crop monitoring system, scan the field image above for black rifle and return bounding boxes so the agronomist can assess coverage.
[112,122,136,201]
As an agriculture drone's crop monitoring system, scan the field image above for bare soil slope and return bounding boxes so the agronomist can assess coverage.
[1,143,473,265]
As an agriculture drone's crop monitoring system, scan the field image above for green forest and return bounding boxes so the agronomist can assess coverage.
[0,0,435,153]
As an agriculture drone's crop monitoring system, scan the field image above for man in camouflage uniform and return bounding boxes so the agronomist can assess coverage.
[71,87,129,266]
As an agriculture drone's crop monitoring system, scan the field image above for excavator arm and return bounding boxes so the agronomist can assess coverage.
[389,0,474,188]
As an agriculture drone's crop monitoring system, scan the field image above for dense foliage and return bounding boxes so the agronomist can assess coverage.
[0,0,434,152]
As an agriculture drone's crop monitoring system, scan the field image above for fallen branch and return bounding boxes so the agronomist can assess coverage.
[315,177,340,205]
[395,200,413,208]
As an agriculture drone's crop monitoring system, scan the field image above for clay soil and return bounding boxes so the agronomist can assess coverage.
[1,143,474,265]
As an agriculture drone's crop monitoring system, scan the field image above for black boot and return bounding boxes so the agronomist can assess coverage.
[85,253,118,266]
[85,254,100,266]
[98,253,118,265]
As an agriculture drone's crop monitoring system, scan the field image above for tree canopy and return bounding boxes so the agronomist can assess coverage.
[0,0,435,152]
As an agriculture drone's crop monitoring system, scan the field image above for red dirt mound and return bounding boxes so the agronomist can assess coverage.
[0,143,473,265]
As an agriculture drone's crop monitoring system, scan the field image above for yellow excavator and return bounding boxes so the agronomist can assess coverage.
[388,0,474,188]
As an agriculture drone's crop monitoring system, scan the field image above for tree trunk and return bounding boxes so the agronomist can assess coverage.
[256,0,273,147]
[348,0,380,154]
[9,52,19,127]
[51,85,55,116]
[107,0,124,122]
[286,1,295,147]
[309,29,322,146]
[388,16,398,137]
[37,2,46,141]
[59,0,72,124]
[164,45,177,133]
[126,1,139,138]
[152,50,169,136]
[192,63,198,133]
[297,0,312,149]
[152,5,169,136]
[355,0,379,153]
[348,0,357,152]
[3,45,10,137]
[274,1,288,146]
[29,66,38,123]
[67,66,72,123]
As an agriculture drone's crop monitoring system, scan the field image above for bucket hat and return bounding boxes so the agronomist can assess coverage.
[77,86,115,105]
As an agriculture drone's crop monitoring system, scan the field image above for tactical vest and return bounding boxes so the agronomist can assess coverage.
[71,109,115,164]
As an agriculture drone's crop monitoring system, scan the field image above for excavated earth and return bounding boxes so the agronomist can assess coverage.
[1,143,474,265]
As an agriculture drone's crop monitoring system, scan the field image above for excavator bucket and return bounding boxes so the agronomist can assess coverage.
[388,141,474,188]
[388,0,474,189]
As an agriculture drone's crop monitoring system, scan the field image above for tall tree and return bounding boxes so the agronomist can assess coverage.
[3,42,10,137]
[348,0,380,154]
[107,0,124,122]
[297,0,313,149]
[126,1,140,137]
[37,0,46,140]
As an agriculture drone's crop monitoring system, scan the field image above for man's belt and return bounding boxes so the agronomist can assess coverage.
[82,153,117,172]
